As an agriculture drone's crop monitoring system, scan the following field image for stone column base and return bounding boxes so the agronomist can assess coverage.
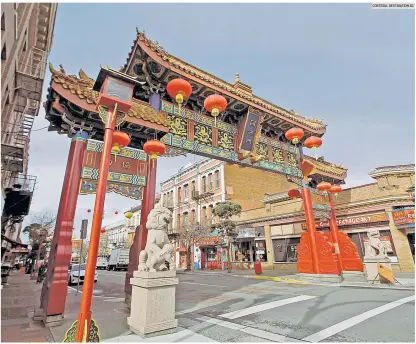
[33,307,65,327]
[127,270,178,336]
[364,258,392,283]
[297,273,343,283]
[341,271,367,282]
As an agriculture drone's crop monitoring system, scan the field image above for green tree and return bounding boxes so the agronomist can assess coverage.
[212,201,242,273]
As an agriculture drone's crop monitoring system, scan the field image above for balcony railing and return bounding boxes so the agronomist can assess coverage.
[10,173,36,193]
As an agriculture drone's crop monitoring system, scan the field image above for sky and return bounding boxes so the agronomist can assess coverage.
[23,3,415,240]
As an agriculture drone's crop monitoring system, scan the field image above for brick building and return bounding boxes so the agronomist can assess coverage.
[160,156,333,269]
[1,3,57,262]
[236,164,415,273]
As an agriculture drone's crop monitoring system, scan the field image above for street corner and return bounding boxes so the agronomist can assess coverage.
[252,275,310,285]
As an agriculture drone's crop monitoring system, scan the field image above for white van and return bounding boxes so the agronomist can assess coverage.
[96,257,108,270]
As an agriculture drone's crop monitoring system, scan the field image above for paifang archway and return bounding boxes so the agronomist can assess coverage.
[39,29,357,325]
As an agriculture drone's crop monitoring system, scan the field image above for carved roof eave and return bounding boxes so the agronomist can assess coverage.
[126,32,327,135]
[47,64,169,133]
[303,155,348,181]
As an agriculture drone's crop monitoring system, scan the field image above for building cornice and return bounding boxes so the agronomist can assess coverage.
[369,164,415,179]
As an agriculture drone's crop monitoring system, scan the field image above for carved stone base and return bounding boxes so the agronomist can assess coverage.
[297,273,343,283]
[364,257,392,283]
[127,270,178,336]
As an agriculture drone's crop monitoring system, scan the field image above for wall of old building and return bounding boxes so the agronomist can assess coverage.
[223,163,297,210]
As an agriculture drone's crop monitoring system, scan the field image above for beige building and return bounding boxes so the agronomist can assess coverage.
[1,3,57,262]
[237,164,415,273]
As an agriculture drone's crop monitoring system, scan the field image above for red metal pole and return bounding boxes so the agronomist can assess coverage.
[75,108,116,342]
[301,184,320,274]
[40,131,88,321]
[328,193,344,271]
[125,158,157,302]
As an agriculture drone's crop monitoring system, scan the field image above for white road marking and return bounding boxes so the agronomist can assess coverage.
[302,295,415,342]
[198,315,303,342]
[68,286,123,299]
[219,295,317,320]
[181,281,228,288]
[103,297,125,302]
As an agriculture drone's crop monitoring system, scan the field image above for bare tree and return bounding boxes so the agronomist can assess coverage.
[212,201,242,273]
[175,223,212,271]
[98,232,109,257]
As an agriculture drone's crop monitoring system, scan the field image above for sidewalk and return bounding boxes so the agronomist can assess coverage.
[178,269,415,290]
[1,272,55,342]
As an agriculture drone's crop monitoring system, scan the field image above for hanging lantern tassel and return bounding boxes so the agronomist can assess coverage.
[111,131,131,163]
[143,140,167,169]
[204,95,227,127]
[304,136,323,160]
[166,79,193,115]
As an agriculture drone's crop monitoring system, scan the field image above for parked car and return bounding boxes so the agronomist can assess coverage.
[68,263,98,285]
[107,248,129,271]
[96,257,108,270]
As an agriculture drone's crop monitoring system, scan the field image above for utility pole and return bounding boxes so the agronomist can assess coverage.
[77,220,88,295]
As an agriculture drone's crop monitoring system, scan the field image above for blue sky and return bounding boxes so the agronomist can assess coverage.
[25,3,415,239]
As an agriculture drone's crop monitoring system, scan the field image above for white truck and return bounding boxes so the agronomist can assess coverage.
[107,248,129,271]
[96,256,108,270]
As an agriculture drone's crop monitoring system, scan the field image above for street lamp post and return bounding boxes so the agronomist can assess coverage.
[74,68,139,342]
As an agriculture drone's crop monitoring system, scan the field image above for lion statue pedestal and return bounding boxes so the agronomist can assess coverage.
[127,207,178,337]
[363,228,392,283]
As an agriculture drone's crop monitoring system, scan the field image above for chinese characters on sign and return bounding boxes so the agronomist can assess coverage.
[238,108,262,153]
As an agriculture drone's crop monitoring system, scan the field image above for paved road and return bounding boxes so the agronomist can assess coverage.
[69,270,415,342]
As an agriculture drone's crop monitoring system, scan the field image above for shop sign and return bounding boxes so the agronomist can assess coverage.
[301,213,389,230]
[195,236,220,246]
[392,208,415,227]
[237,228,256,238]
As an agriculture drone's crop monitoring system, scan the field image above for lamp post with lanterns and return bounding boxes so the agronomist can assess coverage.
[74,68,140,342]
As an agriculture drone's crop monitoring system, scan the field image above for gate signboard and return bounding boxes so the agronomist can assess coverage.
[79,139,147,200]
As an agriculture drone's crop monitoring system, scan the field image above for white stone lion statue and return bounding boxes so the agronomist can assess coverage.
[365,228,388,259]
[138,207,175,272]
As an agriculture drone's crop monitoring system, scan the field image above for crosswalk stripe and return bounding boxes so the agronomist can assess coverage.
[302,295,415,342]
[219,295,317,319]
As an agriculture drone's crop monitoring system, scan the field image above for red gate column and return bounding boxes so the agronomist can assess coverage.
[38,131,88,326]
[125,157,157,306]
[328,193,344,271]
[301,183,320,274]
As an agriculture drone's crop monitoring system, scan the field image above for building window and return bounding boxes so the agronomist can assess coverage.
[177,214,181,229]
[178,187,181,204]
[208,173,213,191]
[183,212,189,229]
[202,207,207,225]
[1,13,5,31]
[272,238,300,263]
[202,176,207,193]
[192,180,196,193]
[191,209,196,225]
[1,43,6,60]
[215,170,220,188]
[184,184,189,199]
[210,205,215,224]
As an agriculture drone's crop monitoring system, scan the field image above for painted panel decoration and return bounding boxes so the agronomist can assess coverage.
[392,207,415,228]
[238,107,263,152]
[79,139,147,200]
[161,100,303,178]
[310,189,331,219]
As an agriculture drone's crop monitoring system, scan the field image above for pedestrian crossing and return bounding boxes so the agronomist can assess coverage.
[177,285,415,343]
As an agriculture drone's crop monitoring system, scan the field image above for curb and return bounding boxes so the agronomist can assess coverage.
[252,275,310,284]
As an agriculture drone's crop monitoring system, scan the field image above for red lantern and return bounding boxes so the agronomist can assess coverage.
[166,79,192,112]
[204,94,227,126]
[115,211,119,215]
[285,128,304,144]
[330,184,342,198]
[87,209,91,213]
[143,140,167,168]
[304,136,323,149]
[101,228,106,234]
[111,131,131,160]
[288,189,301,199]
[317,181,332,192]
